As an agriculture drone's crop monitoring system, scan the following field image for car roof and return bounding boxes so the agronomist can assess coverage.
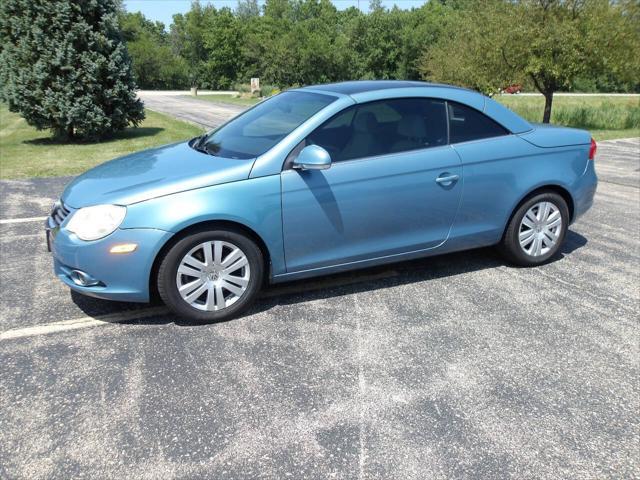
[296,80,532,135]
[300,80,470,96]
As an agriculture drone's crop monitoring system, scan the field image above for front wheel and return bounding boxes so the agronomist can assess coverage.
[157,229,264,322]
[500,192,569,266]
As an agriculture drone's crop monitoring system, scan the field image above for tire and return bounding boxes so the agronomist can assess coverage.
[157,229,264,322]
[500,192,569,267]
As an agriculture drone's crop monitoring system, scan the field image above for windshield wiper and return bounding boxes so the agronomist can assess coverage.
[190,134,225,158]
[191,134,211,155]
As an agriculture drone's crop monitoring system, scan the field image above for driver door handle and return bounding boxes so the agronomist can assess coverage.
[435,173,460,186]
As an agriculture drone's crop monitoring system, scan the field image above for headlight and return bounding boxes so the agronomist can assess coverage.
[65,205,126,241]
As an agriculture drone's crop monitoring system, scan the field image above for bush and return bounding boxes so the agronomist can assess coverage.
[127,35,189,89]
[260,85,280,97]
[0,0,144,141]
[571,77,598,93]
[234,83,251,94]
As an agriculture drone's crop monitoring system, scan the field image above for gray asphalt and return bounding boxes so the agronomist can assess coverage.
[0,138,639,479]
[138,92,246,129]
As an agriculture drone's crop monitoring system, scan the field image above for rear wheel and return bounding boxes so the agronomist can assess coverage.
[157,229,263,322]
[500,192,569,266]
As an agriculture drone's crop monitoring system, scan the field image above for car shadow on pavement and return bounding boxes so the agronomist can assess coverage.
[70,230,588,326]
[251,230,588,315]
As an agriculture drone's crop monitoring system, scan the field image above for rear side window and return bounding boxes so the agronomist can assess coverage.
[448,102,508,143]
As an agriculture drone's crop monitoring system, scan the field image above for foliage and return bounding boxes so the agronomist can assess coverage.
[4,0,635,139]
[141,0,457,90]
[119,11,189,89]
[234,82,252,94]
[236,0,260,18]
[118,0,638,109]
[261,84,280,97]
[0,0,144,140]
[0,104,202,179]
[201,7,244,89]
[170,2,211,87]
[420,0,640,122]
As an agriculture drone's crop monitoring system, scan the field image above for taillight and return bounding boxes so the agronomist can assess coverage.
[589,138,597,160]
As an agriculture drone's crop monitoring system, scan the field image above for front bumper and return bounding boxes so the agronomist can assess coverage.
[47,220,172,302]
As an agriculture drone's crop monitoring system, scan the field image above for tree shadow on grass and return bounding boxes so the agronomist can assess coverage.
[23,127,164,146]
[70,230,588,327]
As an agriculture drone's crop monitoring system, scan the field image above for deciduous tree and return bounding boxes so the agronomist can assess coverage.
[420,0,640,123]
[120,11,189,89]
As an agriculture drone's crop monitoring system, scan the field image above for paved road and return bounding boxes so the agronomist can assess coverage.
[0,139,639,479]
[138,91,246,129]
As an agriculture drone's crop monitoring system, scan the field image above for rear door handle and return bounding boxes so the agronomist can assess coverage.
[435,174,460,186]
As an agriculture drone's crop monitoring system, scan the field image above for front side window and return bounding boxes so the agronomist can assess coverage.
[307,98,448,163]
[200,91,335,159]
[448,102,508,143]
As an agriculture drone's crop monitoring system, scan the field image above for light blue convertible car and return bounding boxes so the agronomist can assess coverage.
[46,81,598,321]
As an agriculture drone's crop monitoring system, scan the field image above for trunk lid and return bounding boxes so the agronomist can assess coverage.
[518,123,591,148]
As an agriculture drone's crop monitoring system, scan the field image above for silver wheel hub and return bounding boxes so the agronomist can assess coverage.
[518,201,563,257]
[176,240,250,311]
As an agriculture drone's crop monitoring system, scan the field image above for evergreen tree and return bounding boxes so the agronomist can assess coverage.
[0,0,144,141]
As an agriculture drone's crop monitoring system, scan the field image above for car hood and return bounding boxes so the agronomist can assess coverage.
[62,141,255,207]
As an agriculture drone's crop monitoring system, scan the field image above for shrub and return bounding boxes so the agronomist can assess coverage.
[0,0,144,141]
[234,83,251,94]
[260,85,280,97]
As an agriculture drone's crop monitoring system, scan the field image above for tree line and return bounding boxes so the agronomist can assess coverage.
[123,0,639,102]
[1,0,638,141]
[121,0,441,91]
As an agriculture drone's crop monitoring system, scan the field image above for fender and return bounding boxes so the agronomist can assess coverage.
[121,174,286,276]
[446,135,588,250]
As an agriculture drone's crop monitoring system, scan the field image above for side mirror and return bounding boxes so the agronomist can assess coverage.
[292,145,332,171]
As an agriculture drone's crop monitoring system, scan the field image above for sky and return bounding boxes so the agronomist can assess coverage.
[123,0,428,28]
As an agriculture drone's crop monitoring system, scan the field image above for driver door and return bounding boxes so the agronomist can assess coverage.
[280,98,463,273]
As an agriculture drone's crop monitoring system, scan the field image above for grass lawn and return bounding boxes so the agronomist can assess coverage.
[579,128,640,141]
[186,94,261,107]
[0,105,204,179]
[496,95,639,141]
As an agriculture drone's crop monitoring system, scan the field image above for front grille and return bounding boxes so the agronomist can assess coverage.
[50,201,71,227]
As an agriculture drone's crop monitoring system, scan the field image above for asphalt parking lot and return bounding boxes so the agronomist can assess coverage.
[1,138,638,479]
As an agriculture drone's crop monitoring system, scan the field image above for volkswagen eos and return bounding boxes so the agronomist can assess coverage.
[46,81,598,321]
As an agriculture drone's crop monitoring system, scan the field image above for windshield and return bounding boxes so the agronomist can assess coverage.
[199,91,336,159]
